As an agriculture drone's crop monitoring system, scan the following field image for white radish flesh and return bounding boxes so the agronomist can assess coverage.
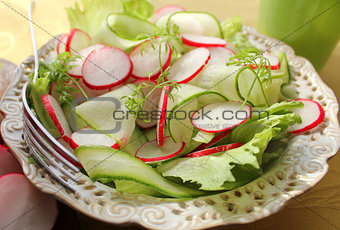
[41,94,72,142]
[188,47,235,90]
[82,47,132,90]
[199,47,235,77]
[157,86,170,146]
[135,136,185,163]
[181,34,227,48]
[191,101,252,133]
[264,53,280,70]
[70,127,120,150]
[167,12,222,38]
[129,39,172,79]
[67,44,105,78]
[287,99,325,134]
[152,5,185,23]
[208,47,235,65]
[167,47,210,83]
[0,173,58,230]
[66,29,92,55]
[56,34,68,54]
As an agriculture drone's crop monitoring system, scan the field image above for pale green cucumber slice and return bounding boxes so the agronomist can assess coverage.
[192,130,214,143]
[120,126,148,156]
[276,53,291,84]
[186,139,203,153]
[62,104,87,132]
[167,84,227,143]
[165,11,223,38]
[93,13,156,51]
[75,146,204,198]
[144,127,156,141]
[271,69,285,79]
[114,180,165,197]
[236,67,284,107]
[275,53,298,99]
[189,65,241,102]
[76,84,136,147]
[263,77,284,104]
[236,67,265,107]
[280,84,299,99]
[144,127,170,141]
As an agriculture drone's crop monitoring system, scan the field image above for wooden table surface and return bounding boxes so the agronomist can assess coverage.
[1,0,339,229]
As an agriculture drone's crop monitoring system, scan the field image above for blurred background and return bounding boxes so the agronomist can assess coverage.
[0,0,339,229]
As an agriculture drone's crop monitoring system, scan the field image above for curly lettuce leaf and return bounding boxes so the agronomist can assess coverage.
[157,156,235,191]
[228,112,302,145]
[66,0,124,37]
[221,16,253,50]
[255,100,304,118]
[222,165,261,190]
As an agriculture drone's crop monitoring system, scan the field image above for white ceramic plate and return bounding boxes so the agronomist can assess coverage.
[1,26,339,229]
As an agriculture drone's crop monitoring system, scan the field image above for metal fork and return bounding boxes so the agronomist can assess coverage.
[23,0,80,192]
[22,83,80,192]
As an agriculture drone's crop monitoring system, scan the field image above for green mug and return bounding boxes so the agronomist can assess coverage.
[258,0,340,71]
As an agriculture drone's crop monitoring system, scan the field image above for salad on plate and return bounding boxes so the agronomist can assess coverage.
[26,0,325,198]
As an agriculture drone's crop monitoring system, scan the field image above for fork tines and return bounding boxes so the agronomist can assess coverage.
[22,83,80,192]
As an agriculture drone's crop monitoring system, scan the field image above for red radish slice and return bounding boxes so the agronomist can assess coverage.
[41,94,72,142]
[69,127,120,150]
[67,44,105,78]
[152,5,185,23]
[250,53,280,70]
[208,47,235,64]
[56,34,68,54]
[167,48,211,83]
[0,173,58,230]
[191,101,252,133]
[181,34,227,48]
[263,53,280,70]
[131,79,162,129]
[135,136,185,163]
[76,78,109,98]
[287,99,325,134]
[197,47,235,78]
[185,143,242,158]
[82,47,132,90]
[65,28,92,55]
[194,130,232,151]
[157,86,170,146]
[0,145,22,177]
[129,39,172,79]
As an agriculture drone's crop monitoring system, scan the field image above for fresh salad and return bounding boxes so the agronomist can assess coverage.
[27,0,325,198]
